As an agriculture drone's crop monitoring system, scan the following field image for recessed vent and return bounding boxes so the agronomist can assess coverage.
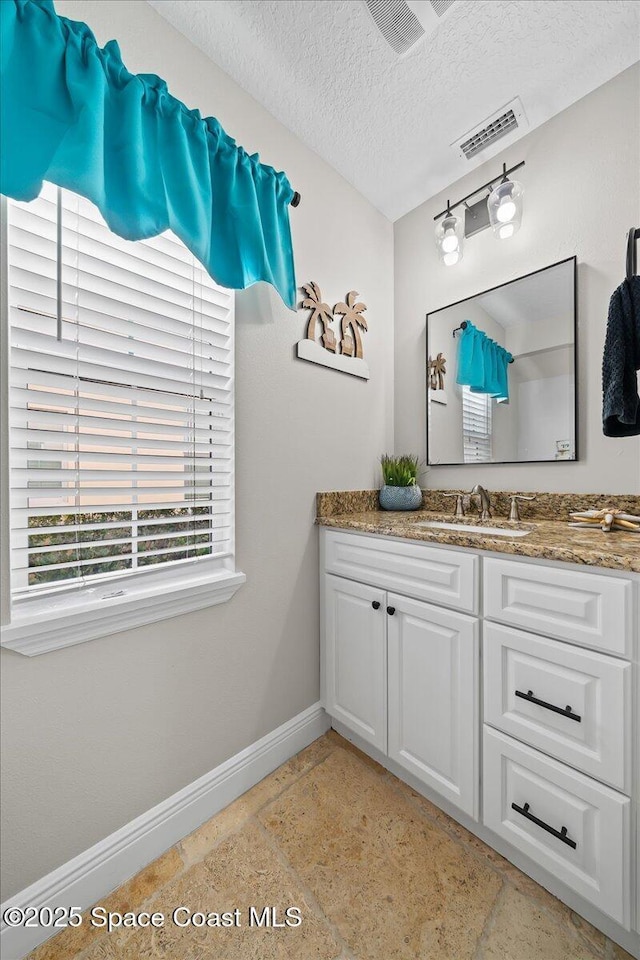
[364,0,457,56]
[430,0,456,16]
[452,98,528,161]
[364,0,425,55]
[460,111,518,159]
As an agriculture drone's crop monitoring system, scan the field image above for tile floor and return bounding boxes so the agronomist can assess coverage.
[28,731,634,960]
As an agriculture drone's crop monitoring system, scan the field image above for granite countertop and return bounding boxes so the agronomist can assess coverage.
[316,491,640,574]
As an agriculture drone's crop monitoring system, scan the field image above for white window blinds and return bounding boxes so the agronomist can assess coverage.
[7,183,235,597]
[462,386,492,463]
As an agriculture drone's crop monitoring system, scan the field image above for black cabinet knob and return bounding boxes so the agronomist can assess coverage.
[387,606,396,616]
[371,600,381,610]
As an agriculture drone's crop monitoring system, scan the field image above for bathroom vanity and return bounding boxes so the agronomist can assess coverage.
[317,494,640,956]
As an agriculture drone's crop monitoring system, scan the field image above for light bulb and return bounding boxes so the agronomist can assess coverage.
[435,211,463,264]
[496,199,516,223]
[487,177,524,240]
[441,232,459,253]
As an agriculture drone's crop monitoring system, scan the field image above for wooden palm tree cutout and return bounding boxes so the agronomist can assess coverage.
[428,352,447,390]
[300,281,336,352]
[334,291,368,358]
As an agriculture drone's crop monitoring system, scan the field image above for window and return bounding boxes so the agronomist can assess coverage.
[1,184,244,655]
[462,386,492,463]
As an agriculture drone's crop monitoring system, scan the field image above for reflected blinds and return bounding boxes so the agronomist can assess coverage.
[7,183,234,596]
[462,386,492,463]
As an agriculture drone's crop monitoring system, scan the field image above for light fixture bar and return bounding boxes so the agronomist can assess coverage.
[433,160,525,222]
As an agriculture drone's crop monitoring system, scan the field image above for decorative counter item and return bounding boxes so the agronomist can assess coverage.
[296,281,369,379]
[569,508,640,533]
[379,455,423,511]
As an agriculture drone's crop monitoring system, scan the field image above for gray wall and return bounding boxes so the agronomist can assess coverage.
[0,0,394,898]
[395,64,640,494]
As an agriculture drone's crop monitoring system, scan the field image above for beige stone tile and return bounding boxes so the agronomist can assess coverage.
[103,847,184,915]
[393,775,581,931]
[327,731,391,777]
[482,887,600,960]
[179,734,337,866]
[610,942,638,960]
[121,823,342,960]
[567,911,607,957]
[259,748,502,960]
[79,942,130,960]
[26,847,183,960]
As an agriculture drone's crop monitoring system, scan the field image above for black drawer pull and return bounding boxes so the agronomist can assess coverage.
[511,801,577,849]
[371,600,381,610]
[515,689,581,723]
[386,606,396,616]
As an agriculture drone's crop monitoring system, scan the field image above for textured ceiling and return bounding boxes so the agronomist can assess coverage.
[478,261,574,328]
[148,0,640,220]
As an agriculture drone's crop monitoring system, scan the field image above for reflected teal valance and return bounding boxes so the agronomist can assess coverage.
[0,0,297,307]
[456,321,512,402]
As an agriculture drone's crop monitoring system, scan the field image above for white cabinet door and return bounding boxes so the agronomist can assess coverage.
[324,574,387,751]
[387,593,479,818]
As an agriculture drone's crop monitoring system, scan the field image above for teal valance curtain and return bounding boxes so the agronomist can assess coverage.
[456,321,512,402]
[0,0,297,308]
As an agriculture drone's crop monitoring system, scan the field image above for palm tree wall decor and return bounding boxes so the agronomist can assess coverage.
[297,281,370,380]
[300,281,336,352]
[428,352,447,390]
[333,291,368,358]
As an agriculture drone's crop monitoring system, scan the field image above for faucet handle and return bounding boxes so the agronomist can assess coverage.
[508,494,536,521]
[442,492,465,517]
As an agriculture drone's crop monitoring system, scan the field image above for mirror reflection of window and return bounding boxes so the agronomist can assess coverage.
[462,387,492,463]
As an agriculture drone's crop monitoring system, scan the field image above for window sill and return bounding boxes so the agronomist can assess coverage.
[0,567,246,657]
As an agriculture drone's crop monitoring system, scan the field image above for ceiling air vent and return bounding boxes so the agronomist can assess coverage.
[453,98,528,161]
[429,0,456,16]
[364,0,457,56]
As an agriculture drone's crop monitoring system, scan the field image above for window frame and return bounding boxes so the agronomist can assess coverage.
[0,194,244,657]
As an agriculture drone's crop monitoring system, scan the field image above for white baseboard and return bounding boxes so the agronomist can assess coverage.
[1,703,330,960]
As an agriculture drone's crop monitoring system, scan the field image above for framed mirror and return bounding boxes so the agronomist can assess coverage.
[426,257,577,465]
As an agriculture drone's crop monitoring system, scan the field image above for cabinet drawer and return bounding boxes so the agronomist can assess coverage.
[483,727,630,926]
[484,623,630,791]
[323,529,478,613]
[483,557,632,656]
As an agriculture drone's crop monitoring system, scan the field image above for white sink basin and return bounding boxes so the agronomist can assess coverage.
[415,520,532,538]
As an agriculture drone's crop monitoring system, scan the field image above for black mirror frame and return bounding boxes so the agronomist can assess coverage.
[425,255,578,467]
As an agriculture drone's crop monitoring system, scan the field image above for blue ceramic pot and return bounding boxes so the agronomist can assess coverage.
[379,484,423,511]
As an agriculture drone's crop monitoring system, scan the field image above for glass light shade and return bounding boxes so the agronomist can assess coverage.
[435,213,464,265]
[487,179,523,239]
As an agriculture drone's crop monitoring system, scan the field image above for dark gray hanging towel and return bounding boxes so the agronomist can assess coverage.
[602,275,640,437]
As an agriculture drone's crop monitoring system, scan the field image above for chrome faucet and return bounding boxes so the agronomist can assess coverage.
[508,494,537,521]
[442,492,466,517]
[470,484,492,520]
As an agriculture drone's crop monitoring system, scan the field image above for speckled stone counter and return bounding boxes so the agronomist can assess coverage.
[316,491,640,573]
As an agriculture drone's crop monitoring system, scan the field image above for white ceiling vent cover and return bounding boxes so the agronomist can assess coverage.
[453,98,528,161]
[364,0,457,56]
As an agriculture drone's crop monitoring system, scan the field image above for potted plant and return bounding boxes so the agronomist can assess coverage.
[379,455,423,511]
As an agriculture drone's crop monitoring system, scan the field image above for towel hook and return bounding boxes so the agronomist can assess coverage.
[626,227,639,280]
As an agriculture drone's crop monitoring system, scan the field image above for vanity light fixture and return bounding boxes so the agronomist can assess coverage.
[487,166,524,240]
[433,160,525,264]
[435,204,464,266]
